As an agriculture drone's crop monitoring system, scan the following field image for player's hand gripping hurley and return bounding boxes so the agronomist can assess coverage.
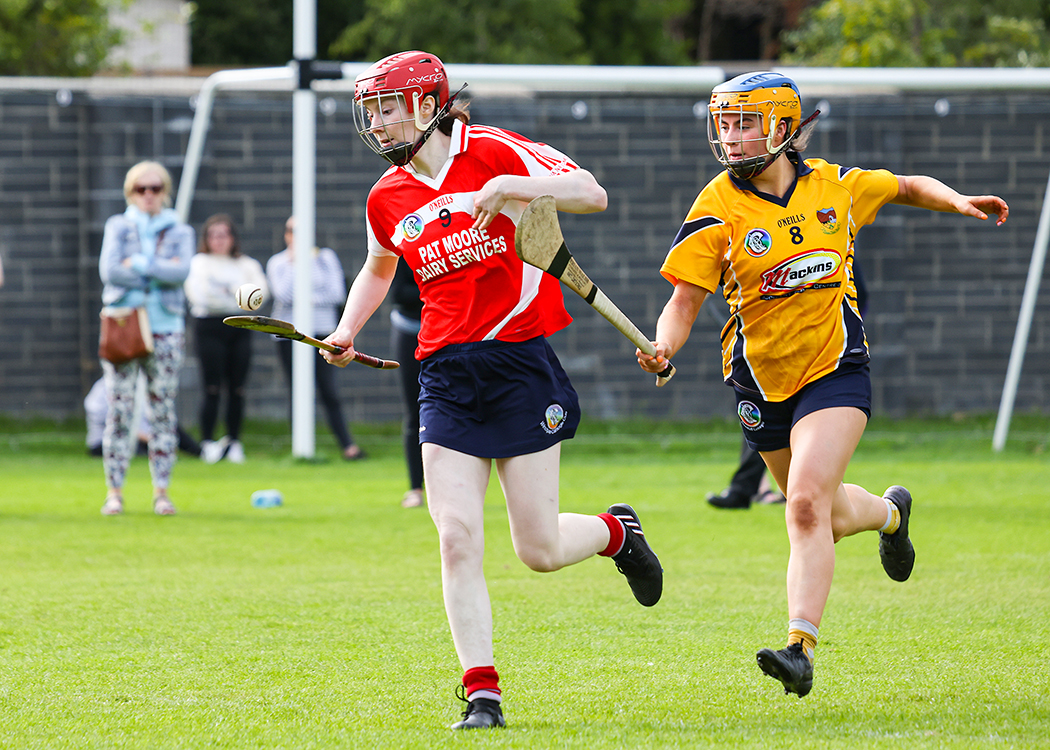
[515,196,675,386]
[223,316,399,370]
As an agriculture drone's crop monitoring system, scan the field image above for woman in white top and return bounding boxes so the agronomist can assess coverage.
[184,213,268,463]
[266,216,364,460]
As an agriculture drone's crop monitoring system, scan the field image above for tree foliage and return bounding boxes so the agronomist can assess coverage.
[0,0,123,75]
[189,0,1050,70]
[191,0,688,67]
[328,0,589,64]
[191,0,365,66]
[780,0,1050,67]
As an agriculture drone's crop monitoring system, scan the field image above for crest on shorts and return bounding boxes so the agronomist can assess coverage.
[401,213,424,241]
[541,404,566,434]
[738,401,762,430]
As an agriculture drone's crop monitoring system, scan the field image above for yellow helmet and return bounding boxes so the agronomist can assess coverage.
[708,72,809,180]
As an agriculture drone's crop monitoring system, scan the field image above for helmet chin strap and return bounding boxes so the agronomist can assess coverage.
[386,83,469,167]
[732,109,821,181]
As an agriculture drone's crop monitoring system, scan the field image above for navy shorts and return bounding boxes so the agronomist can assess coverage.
[734,363,872,452]
[418,337,580,459]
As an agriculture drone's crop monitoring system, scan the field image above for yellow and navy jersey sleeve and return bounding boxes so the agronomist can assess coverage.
[661,173,738,294]
[662,157,898,402]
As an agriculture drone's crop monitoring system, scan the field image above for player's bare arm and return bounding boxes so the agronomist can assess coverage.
[472,169,608,230]
[323,253,398,367]
[892,174,1010,226]
[638,280,708,373]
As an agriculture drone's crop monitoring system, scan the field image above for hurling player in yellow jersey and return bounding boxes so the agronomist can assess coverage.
[638,72,1009,698]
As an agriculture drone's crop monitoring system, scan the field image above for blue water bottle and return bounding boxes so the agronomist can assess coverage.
[250,489,283,509]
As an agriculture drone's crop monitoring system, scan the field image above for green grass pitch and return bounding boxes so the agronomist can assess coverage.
[0,416,1047,748]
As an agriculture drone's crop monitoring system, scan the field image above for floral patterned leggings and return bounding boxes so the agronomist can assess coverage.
[101,332,184,491]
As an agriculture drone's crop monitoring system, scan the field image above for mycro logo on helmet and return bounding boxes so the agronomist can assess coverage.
[407,74,444,85]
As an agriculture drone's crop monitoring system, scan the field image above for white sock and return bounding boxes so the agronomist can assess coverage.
[878,496,898,533]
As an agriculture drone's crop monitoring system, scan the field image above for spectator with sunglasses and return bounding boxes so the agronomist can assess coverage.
[98,161,195,516]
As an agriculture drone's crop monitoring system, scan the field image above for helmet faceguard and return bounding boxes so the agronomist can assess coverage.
[707,72,816,181]
[353,51,463,167]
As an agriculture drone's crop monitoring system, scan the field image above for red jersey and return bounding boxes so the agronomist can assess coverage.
[365,120,576,359]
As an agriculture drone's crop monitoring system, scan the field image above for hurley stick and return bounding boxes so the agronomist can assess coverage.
[515,195,675,386]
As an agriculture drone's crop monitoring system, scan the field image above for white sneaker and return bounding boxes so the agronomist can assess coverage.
[225,439,245,464]
[401,489,424,508]
[101,494,123,515]
[153,495,177,515]
[201,436,230,464]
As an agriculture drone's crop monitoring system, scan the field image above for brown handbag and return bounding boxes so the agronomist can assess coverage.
[99,306,154,364]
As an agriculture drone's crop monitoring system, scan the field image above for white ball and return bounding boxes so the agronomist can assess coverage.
[236,283,264,311]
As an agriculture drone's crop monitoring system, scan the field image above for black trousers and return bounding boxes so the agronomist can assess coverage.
[195,317,252,441]
[275,339,354,450]
[391,324,423,490]
[729,438,767,497]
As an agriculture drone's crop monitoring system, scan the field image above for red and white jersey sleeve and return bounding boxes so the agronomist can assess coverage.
[364,120,575,359]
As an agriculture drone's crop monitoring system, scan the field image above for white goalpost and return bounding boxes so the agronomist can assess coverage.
[993,169,1050,451]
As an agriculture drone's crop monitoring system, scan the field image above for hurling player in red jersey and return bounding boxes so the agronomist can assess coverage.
[322,51,663,730]
[638,72,1009,698]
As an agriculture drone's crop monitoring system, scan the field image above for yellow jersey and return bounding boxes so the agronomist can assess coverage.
[662,156,899,401]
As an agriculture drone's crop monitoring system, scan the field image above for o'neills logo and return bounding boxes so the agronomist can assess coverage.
[541,404,566,434]
[759,250,840,294]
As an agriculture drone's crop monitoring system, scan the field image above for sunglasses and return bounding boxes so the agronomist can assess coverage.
[133,184,164,195]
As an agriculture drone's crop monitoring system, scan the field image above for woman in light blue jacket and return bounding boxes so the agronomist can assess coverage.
[98,161,195,516]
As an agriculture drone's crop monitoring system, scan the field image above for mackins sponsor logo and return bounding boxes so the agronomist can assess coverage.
[738,401,762,430]
[401,213,424,241]
[541,404,567,434]
[759,250,840,294]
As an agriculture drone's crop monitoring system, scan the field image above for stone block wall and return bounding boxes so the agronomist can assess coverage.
[0,82,1046,427]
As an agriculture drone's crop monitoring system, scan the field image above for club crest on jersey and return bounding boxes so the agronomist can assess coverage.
[759,250,841,294]
[401,213,425,241]
[541,404,566,434]
[738,401,762,430]
[743,228,772,257]
[817,206,840,234]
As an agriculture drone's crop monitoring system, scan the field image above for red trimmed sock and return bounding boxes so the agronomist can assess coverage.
[597,512,625,557]
[463,666,501,702]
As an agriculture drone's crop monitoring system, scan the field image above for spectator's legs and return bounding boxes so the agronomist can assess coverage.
[101,359,140,492]
[224,326,252,441]
[392,325,424,490]
[144,332,184,492]
[195,318,226,442]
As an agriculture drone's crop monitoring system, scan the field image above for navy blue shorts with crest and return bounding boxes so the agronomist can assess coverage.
[418,337,580,459]
[734,362,871,452]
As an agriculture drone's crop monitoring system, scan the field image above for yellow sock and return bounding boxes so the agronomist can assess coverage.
[880,496,901,534]
[788,618,818,662]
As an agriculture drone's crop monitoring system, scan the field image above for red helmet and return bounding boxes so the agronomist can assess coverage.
[353,51,451,166]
